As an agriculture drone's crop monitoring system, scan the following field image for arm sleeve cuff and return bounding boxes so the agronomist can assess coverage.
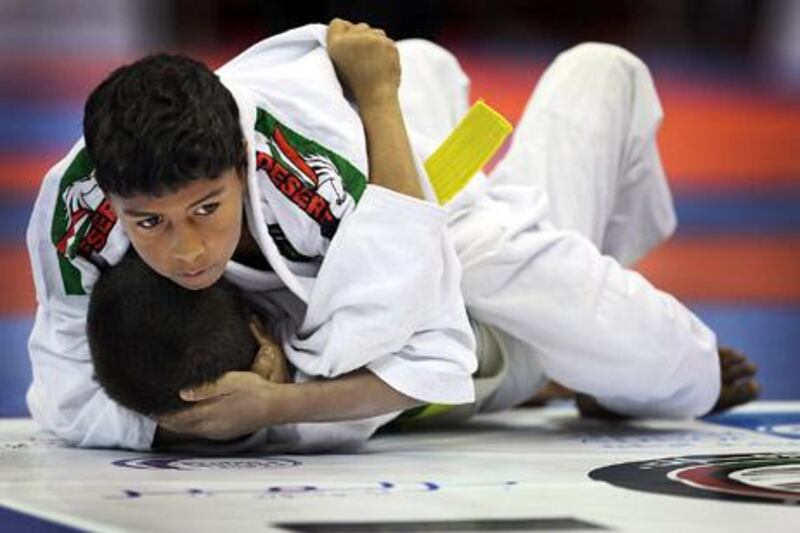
[367,354,475,405]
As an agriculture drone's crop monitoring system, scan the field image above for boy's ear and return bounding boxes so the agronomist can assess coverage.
[249,314,270,346]
[105,195,119,216]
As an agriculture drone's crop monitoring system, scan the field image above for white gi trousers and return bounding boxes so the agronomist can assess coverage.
[397,41,719,418]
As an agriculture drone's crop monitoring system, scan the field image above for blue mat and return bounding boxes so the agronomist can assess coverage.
[0,317,32,417]
[705,411,800,439]
[0,505,81,532]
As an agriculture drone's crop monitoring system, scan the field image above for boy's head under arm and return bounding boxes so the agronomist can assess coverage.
[87,250,258,416]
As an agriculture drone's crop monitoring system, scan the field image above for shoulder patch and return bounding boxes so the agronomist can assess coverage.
[254,108,366,239]
[49,148,117,295]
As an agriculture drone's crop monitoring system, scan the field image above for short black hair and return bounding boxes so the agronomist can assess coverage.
[87,249,258,416]
[83,54,245,198]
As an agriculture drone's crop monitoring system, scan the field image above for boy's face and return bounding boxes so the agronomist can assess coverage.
[109,168,245,290]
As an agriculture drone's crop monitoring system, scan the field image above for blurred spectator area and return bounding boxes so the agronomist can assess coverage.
[0,1,792,55]
[0,1,798,415]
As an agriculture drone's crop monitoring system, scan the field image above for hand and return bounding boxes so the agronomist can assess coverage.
[249,316,291,384]
[575,393,630,420]
[709,347,760,413]
[157,372,281,441]
[522,380,575,407]
[326,18,400,107]
[521,381,626,418]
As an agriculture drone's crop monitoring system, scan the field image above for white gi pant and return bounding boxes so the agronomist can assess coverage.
[397,41,719,418]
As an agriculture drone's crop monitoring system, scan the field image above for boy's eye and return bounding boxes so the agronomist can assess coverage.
[136,215,162,229]
[195,202,220,216]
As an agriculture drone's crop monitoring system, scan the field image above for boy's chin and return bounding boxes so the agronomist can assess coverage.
[171,264,223,290]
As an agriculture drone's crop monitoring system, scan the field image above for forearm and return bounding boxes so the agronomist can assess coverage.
[155,370,423,442]
[359,96,424,199]
[271,369,421,424]
[325,18,423,200]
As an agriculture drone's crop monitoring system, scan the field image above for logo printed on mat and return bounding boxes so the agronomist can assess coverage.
[590,452,800,505]
[107,481,520,500]
[113,456,302,471]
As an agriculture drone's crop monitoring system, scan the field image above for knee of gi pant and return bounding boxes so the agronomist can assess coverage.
[557,42,649,83]
[397,39,471,138]
[553,42,663,133]
[398,39,468,83]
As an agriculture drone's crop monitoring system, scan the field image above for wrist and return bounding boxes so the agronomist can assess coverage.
[258,381,307,425]
[355,90,400,115]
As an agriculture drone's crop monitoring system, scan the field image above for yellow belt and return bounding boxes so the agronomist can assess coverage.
[399,100,512,425]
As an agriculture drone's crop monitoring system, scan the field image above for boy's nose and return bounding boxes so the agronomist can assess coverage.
[171,227,205,265]
[173,245,204,266]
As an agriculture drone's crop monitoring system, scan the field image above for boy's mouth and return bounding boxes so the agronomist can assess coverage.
[176,264,218,288]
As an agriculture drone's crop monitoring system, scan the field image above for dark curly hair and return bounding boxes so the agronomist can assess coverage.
[87,249,258,416]
[83,54,245,198]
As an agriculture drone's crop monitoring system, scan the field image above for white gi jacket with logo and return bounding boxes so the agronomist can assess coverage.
[25,24,477,451]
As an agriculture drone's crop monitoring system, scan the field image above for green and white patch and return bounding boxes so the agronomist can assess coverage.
[50,148,116,295]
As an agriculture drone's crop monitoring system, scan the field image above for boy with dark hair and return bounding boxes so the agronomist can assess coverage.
[87,250,265,417]
[84,54,247,200]
[88,249,417,452]
[30,21,472,450]
[27,20,756,451]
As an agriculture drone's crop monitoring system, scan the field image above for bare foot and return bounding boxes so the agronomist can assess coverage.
[708,347,760,414]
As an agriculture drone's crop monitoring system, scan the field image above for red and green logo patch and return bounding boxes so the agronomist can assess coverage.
[254,108,367,240]
[50,149,117,295]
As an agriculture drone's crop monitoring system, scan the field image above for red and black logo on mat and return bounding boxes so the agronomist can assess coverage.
[590,453,800,505]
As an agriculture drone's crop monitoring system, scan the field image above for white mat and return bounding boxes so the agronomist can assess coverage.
[2,403,799,532]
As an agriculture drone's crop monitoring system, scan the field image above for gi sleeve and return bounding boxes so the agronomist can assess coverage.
[280,185,478,405]
[262,413,399,453]
[25,145,156,450]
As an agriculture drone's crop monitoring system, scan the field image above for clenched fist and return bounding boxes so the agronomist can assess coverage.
[326,18,401,107]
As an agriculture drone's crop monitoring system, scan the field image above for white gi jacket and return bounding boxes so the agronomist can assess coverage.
[25,24,476,451]
[26,26,721,452]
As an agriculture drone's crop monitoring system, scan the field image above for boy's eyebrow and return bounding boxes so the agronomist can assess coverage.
[122,207,159,217]
[122,187,226,217]
[187,186,226,208]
